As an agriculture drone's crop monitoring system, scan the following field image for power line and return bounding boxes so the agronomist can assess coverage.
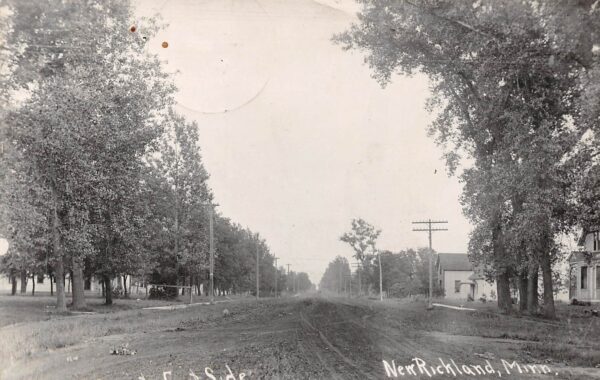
[412,219,448,309]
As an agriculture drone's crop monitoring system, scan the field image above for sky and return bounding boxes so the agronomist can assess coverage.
[0,0,473,284]
[129,0,474,285]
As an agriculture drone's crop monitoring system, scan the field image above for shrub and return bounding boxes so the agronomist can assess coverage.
[148,285,178,300]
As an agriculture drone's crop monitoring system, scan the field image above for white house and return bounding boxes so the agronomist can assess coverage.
[568,229,600,303]
[436,253,496,301]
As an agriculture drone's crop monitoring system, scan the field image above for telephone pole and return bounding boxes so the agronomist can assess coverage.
[351,261,361,296]
[208,207,215,304]
[412,219,448,309]
[255,236,260,300]
[377,250,383,301]
[274,256,279,298]
[199,203,218,304]
[338,263,342,295]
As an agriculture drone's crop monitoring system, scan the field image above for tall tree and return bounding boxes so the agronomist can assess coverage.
[319,256,351,293]
[4,0,176,309]
[150,112,213,288]
[336,0,586,317]
[340,218,381,295]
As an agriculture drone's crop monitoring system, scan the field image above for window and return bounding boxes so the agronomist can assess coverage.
[581,266,588,289]
[594,231,600,251]
[37,275,44,284]
[455,280,461,293]
[569,267,577,299]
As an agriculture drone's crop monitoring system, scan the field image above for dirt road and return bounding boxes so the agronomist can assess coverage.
[3,296,599,379]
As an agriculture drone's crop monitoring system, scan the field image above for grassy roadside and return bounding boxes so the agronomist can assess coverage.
[362,297,600,368]
[1,294,599,377]
[0,294,179,328]
[0,294,254,371]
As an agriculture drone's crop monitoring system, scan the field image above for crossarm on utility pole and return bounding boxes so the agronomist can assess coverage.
[412,219,448,309]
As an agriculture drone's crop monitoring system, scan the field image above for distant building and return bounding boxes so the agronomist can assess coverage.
[436,253,496,301]
[568,229,600,302]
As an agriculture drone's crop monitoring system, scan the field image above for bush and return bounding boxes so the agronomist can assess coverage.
[148,285,179,300]
[388,283,406,298]
[112,287,123,299]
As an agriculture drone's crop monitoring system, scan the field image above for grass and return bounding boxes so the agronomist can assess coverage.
[2,294,599,373]
[374,297,600,367]
[0,294,257,370]
[0,293,178,328]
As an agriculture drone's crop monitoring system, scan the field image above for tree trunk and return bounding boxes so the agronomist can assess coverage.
[101,279,105,297]
[20,269,27,293]
[527,262,539,315]
[513,197,527,313]
[71,256,86,309]
[540,251,555,319]
[492,219,512,313]
[52,192,67,311]
[518,271,528,312]
[10,271,17,295]
[54,258,66,311]
[496,271,512,312]
[123,275,128,298]
[31,274,35,296]
[104,275,113,305]
[50,274,54,296]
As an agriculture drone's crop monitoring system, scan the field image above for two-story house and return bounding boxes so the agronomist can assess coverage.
[569,229,600,302]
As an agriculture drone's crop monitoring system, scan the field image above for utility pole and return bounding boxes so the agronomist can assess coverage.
[351,261,361,296]
[343,274,352,297]
[338,263,342,295]
[377,251,383,301]
[255,236,260,300]
[208,207,214,304]
[274,256,279,298]
[412,219,448,309]
[199,203,218,303]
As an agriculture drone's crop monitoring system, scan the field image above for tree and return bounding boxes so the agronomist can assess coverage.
[149,112,213,290]
[294,272,313,293]
[319,256,351,293]
[4,0,176,309]
[373,248,441,298]
[335,0,587,317]
[0,142,50,297]
[340,218,381,295]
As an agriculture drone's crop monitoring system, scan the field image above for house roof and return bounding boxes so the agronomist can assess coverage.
[568,251,600,264]
[578,228,599,246]
[437,253,473,271]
